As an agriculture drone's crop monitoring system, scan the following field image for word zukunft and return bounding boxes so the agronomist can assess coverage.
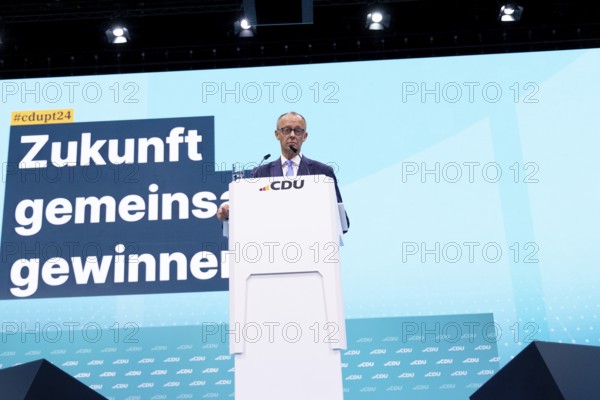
[18,128,203,169]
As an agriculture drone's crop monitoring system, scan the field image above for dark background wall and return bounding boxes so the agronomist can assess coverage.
[1,0,600,79]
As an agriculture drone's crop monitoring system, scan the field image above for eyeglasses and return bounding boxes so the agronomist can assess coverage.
[278,126,306,136]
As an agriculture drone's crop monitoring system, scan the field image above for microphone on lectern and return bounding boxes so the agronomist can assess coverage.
[257,153,271,168]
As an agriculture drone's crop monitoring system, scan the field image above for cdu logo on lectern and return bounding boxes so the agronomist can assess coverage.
[259,180,305,191]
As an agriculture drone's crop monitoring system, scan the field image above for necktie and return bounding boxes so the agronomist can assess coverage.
[285,160,294,177]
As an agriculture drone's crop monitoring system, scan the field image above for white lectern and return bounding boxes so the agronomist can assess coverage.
[226,175,347,400]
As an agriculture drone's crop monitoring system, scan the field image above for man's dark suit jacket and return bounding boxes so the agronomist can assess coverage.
[251,156,350,232]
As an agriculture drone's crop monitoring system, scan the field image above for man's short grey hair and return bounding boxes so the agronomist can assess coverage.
[276,112,307,128]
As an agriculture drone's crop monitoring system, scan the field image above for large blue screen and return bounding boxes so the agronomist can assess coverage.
[1,48,599,399]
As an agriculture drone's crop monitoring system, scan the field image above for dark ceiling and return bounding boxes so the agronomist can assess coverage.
[1,0,600,79]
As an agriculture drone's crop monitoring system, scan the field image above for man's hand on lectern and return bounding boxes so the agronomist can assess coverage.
[217,203,229,221]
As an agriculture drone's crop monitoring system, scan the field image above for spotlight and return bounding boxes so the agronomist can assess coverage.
[499,3,523,22]
[234,18,256,37]
[105,25,131,44]
[366,10,390,31]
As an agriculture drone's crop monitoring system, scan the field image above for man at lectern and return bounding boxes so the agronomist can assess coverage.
[216,111,349,231]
